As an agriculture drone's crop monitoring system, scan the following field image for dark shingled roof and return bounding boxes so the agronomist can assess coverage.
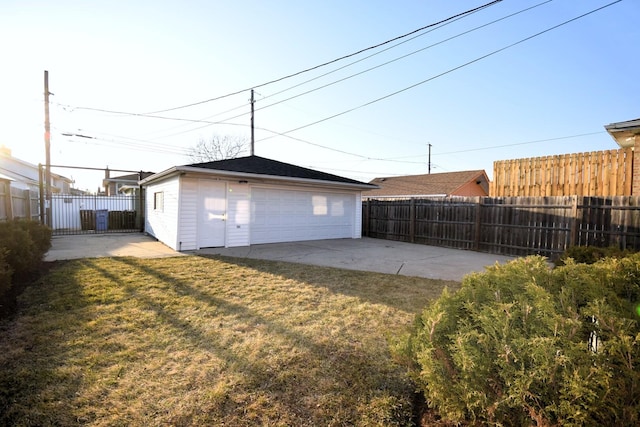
[186,155,372,186]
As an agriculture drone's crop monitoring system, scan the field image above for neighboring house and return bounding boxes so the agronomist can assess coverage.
[0,145,72,193]
[364,170,490,199]
[605,117,640,195]
[140,155,377,250]
[103,170,155,195]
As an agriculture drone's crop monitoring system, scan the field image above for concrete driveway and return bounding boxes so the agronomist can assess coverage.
[46,233,514,281]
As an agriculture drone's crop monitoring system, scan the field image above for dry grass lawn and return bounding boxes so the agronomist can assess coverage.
[0,255,459,426]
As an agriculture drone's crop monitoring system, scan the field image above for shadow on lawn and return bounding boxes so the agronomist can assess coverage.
[99,257,412,424]
[196,253,458,315]
[0,260,94,426]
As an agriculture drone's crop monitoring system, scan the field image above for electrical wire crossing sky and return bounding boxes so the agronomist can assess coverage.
[0,0,637,191]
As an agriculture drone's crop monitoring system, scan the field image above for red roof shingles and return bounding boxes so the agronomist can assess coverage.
[365,170,488,197]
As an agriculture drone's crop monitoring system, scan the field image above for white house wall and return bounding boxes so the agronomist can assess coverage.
[145,176,180,250]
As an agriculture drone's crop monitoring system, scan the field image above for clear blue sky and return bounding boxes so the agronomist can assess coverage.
[1,0,638,191]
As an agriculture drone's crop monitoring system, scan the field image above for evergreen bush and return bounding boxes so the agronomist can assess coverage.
[0,220,51,296]
[400,255,640,426]
[0,248,12,298]
[555,245,634,266]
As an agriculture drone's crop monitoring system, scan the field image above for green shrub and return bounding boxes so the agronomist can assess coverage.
[555,245,635,266]
[14,219,52,260]
[0,248,13,298]
[0,219,51,278]
[400,255,640,426]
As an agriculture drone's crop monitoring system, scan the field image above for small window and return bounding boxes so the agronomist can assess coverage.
[154,191,164,212]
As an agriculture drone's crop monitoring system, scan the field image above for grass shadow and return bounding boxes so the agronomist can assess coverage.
[0,260,95,426]
[0,255,433,425]
[195,253,459,314]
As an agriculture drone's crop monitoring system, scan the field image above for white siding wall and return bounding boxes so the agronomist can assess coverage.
[226,182,250,247]
[144,176,180,250]
[177,177,198,250]
[250,185,357,244]
[353,192,362,238]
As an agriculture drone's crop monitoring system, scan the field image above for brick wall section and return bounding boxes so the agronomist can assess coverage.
[634,136,640,196]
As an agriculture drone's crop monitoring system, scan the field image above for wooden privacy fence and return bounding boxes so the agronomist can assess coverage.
[362,196,640,258]
[491,148,633,197]
[0,180,40,222]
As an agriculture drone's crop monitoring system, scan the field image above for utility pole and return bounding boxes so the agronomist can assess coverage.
[44,70,52,227]
[250,89,255,156]
[428,143,432,174]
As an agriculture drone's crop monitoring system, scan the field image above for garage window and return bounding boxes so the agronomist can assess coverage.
[154,191,164,212]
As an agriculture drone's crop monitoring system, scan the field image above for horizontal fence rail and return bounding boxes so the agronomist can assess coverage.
[363,196,640,258]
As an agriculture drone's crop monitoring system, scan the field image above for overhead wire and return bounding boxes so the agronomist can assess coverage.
[381,131,607,160]
[256,0,623,143]
[53,1,619,167]
[243,0,553,120]
[59,0,502,120]
[141,0,503,114]
[59,0,547,141]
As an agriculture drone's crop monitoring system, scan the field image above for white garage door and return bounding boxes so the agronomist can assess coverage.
[250,187,355,244]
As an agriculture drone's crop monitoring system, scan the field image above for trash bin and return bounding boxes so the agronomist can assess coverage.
[80,210,95,230]
[123,210,136,229]
[109,211,123,229]
[95,209,108,232]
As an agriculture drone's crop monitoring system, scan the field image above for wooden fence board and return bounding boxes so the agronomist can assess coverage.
[492,148,633,197]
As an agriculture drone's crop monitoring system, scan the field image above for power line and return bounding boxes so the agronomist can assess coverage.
[245,0,553,119]
[55,0,546,139]
[433,131,607,156]
[254,126,425,163]
[142,0,503,114]
[383,131,607,160]
[256,1,622,143]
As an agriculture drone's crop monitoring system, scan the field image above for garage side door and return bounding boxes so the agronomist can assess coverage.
[250,187,354,244]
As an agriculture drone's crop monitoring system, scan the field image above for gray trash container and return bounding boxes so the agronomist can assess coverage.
[96,209,109,231]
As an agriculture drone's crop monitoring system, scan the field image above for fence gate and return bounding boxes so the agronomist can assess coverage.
[50,194,142,235]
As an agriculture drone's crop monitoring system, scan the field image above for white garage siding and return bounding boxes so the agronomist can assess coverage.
[250,186,357,245]
[177,178,198,251]
[144,176,180,250]
[226,182,251,247]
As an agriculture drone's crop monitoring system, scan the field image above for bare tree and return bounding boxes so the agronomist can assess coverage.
[188,135,248,163]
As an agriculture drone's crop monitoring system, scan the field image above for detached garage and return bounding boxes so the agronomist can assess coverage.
[140,155,377,251]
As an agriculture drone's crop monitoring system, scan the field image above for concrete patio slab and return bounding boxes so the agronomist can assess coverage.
[194,237,515,282]
[45,233,185,261]
[45,234,515,281]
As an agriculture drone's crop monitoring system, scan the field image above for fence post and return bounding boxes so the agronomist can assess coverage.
[363,199,369,237]
[474,197,483,250]
[38,164,45,224]
[409,198,416,243]
[24,189,31,219]
[569,195,579,247]
[1,180,13,220]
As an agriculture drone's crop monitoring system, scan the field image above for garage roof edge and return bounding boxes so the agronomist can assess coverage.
[141,165,378,190]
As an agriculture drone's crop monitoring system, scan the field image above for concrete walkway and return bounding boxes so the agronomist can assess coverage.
[45,233,185,261]
[45,233,516,281]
